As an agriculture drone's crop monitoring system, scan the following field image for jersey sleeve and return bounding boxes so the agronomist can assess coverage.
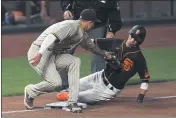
[52,24,77,42]
[79,33,106,56]
[136,52,150,83]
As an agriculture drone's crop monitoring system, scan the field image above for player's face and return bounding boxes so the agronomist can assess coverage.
[127,34,137,46]
[86,21,95,31]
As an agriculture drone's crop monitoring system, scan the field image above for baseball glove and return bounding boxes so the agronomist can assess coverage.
[104,51,122,70]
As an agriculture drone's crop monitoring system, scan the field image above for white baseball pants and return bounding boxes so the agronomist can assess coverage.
[78,70,121,104]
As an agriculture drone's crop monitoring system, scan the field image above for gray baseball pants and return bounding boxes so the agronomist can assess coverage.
[26,43,80,104]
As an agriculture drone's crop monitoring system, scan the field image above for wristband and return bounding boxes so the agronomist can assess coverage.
[140,82,148,90]
[137,93,145,103]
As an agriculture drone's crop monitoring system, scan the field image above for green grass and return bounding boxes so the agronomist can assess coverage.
[2,47,176,96]
[128,47,176,84]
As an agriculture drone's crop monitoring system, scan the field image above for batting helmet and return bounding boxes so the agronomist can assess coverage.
[128,25,146,45]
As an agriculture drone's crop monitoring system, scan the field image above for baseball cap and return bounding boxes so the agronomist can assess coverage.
[79,9,101,22]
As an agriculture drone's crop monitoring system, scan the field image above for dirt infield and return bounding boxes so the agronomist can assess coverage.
[2,82,176,117]
[2,24,176,117]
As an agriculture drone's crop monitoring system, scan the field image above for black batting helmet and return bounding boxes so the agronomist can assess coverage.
[128,25,146,45]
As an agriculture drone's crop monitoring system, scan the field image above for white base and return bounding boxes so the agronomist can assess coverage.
[45,101,88,109]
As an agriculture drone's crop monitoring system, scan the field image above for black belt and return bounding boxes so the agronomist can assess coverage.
[102,72,114,91]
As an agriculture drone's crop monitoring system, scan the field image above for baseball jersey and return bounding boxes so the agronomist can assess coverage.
[33,20,84,52]
[96,38,150,90]
[33,20,106,56]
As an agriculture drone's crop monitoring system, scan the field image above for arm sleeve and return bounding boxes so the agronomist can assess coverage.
[79,33,106,56]
[107,2,122,34]
[60,0,73,11]
[136,52,150,83]
[52,24,77,42]
[39,34,57,54]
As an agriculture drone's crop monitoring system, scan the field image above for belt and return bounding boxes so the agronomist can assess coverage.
[102,72,119,93]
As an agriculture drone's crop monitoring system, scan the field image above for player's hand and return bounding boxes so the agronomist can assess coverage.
[63,10,73,20]
[104,52,115,60]
[106,32,115,38]
[136,93,145,103]
[29,52,42,66]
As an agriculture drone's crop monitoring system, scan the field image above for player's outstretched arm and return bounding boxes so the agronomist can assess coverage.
[80,34,114,59]
[136,52,150,103]
[136,83,148,103]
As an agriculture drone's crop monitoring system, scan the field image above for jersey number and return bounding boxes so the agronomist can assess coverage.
[123,58,133,71]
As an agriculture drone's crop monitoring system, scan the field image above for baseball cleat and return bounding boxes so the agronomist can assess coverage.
[24,86,34,110]
[62,103,82,113]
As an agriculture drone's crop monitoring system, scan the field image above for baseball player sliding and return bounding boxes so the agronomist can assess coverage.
[57,25,150,105]
[24,9,112,113]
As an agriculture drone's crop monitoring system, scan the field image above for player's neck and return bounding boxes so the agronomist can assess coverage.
[126,42,137,48]
[79,21,86,32]
[125,41,131,47]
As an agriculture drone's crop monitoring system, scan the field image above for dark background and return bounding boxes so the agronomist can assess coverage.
[2,1,176,34]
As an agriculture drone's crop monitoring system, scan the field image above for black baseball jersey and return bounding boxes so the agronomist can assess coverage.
[96,38,150,90]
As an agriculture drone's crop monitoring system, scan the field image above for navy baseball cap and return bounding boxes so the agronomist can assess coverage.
[79,9,101,22]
